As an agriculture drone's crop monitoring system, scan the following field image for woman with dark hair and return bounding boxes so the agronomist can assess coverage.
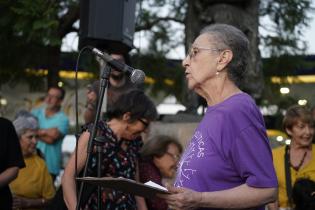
[139,135,183,210]
[292,178,315,210]
[268,105,315,210]
[62,90,158,210]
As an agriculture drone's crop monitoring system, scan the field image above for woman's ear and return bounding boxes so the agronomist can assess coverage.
[122,112,131,122]
[217,50,233,72]
[152,156,161,167]
[285,127,293,137]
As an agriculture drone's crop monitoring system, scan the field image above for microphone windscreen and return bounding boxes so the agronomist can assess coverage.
[130,69,145,84]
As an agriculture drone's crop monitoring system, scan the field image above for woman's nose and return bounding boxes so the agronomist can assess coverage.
[182,55,190,68]
[305,125,314,135]
[31,136,37,144]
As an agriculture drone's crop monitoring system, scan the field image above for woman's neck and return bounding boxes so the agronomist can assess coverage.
[289,143,312,171]
[23,152,33,158]
[107,119,123,140]
[290,142,312,152]
[198,79,241,106]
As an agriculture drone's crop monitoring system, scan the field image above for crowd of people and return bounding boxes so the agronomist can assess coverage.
[1,23,315,210]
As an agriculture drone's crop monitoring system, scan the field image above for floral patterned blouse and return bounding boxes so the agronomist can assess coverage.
[82,120,142,210]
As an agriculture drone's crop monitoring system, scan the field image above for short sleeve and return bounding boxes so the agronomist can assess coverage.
[57,114,69,136]
[231,125,278,188]
[31,108,39,117]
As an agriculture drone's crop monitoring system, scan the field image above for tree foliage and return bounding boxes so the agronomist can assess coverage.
[258,0,314,108]
[0,0,313,104]
[260,0,313,56]
[135,0,186,55]
[0,0,79,88]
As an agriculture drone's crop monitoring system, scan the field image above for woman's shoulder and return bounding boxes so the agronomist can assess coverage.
[225,92,256,109]
[0,117,14,132]
[127,137,143,155]
[0,117,11,125]
[208,93,258,118]
[32,154,46,164]
[272,146,286,156]
[26,154,48,169]
[209,93,254,111]
[139,158,153,168]
[81,120,111,133]
[138,158,162,182]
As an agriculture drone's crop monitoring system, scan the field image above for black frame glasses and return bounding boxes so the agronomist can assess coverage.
[138,118,149,128]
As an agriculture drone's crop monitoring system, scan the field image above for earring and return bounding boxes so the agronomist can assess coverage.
[216,71,219,75]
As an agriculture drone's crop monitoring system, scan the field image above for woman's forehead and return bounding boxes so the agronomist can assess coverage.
[194,34,215,45]
[24,128,36,133]
[293,118,313,126]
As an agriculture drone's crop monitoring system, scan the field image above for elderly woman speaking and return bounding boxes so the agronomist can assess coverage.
[160,24,278,210]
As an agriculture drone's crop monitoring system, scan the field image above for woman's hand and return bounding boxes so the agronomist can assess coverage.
[12,195,28,209]
[158,186,202,210]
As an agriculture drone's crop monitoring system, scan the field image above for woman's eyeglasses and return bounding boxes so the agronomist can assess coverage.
[23,134,38,141]
[187,46,222,59]
[138,118,149,128]
[165,152,180,161]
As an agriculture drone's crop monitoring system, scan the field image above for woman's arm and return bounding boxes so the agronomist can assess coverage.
[0,166,19,188]
[161,183,277,210]
[62,131,90,210]
[12,195,52,209]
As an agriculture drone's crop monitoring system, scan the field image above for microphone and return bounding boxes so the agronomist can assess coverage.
[90,47,145,84]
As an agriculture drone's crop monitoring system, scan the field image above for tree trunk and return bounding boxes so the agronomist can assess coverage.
[183,0,263,111]
[46,46,61,88]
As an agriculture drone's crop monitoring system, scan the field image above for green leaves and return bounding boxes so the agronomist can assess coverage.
[260,0,313,56]
[0,0,79,87]
[10,0,60,46]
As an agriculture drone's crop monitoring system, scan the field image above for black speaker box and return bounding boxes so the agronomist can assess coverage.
[79,0,136,54]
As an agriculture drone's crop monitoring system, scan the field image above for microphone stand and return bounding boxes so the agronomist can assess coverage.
[76,64,112,210]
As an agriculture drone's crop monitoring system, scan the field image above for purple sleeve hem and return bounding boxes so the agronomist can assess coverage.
[246,179,278,188]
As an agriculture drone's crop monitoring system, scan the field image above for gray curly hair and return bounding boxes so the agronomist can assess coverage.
[13,110,38,137]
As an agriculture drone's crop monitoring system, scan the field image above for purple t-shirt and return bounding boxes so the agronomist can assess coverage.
[174,93,278,210]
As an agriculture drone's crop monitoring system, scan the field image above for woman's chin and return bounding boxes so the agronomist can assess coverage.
[187,83,195,90]
[165,169,176,178]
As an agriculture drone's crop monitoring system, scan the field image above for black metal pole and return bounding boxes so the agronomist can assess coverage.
[76,64,111,210]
